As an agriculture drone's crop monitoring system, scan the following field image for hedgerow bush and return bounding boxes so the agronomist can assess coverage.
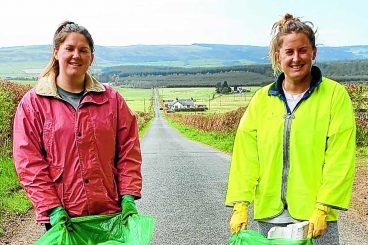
[0,81,32,156]
[166,107,246,133]
[345,83,368,147]
[136,111,154,131]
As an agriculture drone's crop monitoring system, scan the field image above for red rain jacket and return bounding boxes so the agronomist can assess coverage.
[13,73,142,223]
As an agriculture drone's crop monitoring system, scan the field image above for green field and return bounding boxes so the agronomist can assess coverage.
[11,80,37,86]
[115,87,154,112]
[0,62,46,80]
[159,87,259,113]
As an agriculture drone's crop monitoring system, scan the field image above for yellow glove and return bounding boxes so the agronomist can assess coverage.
[308,203,331,238]
[230,202,248,234]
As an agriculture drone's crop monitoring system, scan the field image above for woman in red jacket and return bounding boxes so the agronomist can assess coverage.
[13,21,142,230]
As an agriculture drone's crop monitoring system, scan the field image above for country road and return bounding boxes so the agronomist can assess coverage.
[134,88,236,244]
[3,89,367,245]
[137,105,231,243]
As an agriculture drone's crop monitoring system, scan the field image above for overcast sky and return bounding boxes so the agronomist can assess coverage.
[1,0,367,48]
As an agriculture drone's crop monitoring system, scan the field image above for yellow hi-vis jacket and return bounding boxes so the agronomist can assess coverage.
[225,66,356,221]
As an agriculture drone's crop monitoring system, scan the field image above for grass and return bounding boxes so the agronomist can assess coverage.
[166,117,235,153]
[115,87,153,112]
[139,117,154,138]
[0,157,32,234]
[356,146,368,166]
[206,94,252,113]
[115,86,154,136]
[0,61,46,79]
[12,80,37,86]
[0,157,31,213]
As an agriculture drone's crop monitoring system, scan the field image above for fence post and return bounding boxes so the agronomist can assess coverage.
[208,95,211,111]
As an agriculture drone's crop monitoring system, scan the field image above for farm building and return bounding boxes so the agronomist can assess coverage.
[168,99,195,111]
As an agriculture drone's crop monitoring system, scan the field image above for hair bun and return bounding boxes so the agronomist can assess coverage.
[284,13,294,23]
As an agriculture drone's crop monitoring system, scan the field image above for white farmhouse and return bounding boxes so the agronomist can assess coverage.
[168,99,195,111]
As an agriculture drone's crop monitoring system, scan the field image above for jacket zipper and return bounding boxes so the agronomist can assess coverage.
[281,112,294,206]
[281,97,307,208]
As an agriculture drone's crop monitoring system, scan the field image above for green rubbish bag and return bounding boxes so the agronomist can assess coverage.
[229,230,313,245]
[35,213,154,245]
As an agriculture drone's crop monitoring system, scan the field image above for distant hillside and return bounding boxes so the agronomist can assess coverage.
[1,44,368,79]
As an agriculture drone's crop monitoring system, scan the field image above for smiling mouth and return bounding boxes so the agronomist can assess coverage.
[290,64,304,70]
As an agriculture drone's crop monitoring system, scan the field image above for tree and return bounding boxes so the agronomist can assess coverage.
[215,81,222,93]
[221,81,231,94]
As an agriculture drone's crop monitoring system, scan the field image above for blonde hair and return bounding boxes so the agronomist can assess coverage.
[40,21,94,78]
[269,14,316,74]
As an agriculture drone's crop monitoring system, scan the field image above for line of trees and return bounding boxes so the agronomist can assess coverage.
[96,60,368,88]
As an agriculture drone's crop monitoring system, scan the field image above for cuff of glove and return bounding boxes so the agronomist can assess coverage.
[49,206,64,216]
[233,202,249,212]
[122,195,135,202]
[315,203,331,214]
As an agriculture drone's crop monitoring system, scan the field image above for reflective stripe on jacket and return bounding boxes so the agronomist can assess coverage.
[225,67,356,221]
[13,73,142,223]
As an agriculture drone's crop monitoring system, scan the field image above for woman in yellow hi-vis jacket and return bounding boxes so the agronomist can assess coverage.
[225,14,356,245]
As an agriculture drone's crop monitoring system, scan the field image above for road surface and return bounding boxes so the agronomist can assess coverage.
[136,89,236,244]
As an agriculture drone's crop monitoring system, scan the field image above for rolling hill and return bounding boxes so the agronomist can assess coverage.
[1,44,368,79]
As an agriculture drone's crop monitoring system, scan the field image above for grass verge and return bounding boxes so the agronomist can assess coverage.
[166,117,235,153]
[139,117,154,138]
[356,146,367,166]
[0,157,32,234]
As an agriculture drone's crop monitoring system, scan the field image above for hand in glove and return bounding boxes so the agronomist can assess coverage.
[307,203,331,238]
[49,206,72,231]
[230,202,248,234]
[121,195,138,221]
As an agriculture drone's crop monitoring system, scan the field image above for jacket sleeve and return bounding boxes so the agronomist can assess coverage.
[13,97,61,218]
[115,93,142,199]
[225,94,260,206]
[317,84,356,209]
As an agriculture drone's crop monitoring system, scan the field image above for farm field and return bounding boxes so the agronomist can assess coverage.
[115,87,153,112]
[159,87,259,113]
[0,62,45,79]
[11,80,37,86]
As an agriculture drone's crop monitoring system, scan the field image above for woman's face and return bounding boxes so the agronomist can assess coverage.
[277,32,316,83]
[54,32,94,80]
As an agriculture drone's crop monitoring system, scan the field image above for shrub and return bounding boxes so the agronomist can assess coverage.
[136,111,154,131]
[0,81,32,156]
[345,83,368,147]
[166,107,246,133]
[355,117,368,147]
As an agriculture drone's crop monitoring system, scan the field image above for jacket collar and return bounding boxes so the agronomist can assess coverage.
[35,72,105,97]
[268,66,323,99]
